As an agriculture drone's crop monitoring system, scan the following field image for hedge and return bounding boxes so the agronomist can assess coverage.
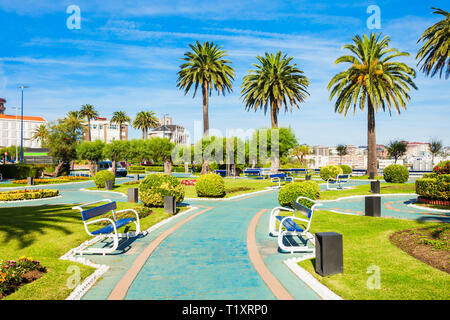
[383,164,409,183]
[415,174,450,200]
[93,170,115,188]
[195,173,226,198]
[0,164,46,179]
[139,173,185,207]
[278,181,320,208]
[433,160,450,175]
[0,189,59,201]
[338,164,352,175]
[320,165,343,181]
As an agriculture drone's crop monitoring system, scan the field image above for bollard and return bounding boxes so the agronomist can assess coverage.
[365,196,381,217]
[27,177,34,186]
[164,196,176,215]
[305,174,311,181]
[371,180,380,194]
[128,188,139,203]
[134,174,140,181]
[315,232,343,276]
[105,179,113,191]
[369,172,375,180]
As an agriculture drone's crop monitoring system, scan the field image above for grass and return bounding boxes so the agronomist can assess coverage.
[0,202,186,300]
[319,182,416,200]
[350,175,384,180]
[298,211,450,299]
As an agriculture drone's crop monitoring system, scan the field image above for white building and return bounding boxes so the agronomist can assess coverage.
[83,117,128,143]
[148,117,188,145]
[0,114,46,148]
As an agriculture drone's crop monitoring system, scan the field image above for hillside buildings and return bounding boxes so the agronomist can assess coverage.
[83,116,128,143]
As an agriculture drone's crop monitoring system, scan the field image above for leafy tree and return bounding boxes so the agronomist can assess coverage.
[147,137,175,174]
[111,111,131,141]
[77,140,106,176]
[133,111,159,139]
[31,124,49,148]
[416,8,450,79]
[177,41,235,174]
[79,105,99,141]
[104,140,129,176]
[387,140,407,164]
[290,145,311,167]
[336,144,348,164]
[328,33,417,177]
[429,138,443,164]
[241,52,309,172]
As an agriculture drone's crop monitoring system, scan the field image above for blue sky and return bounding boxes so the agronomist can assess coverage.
[0,0,449,146]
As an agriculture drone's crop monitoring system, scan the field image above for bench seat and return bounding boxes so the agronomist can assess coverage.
[275,215,304,232]
[91,217,136,235]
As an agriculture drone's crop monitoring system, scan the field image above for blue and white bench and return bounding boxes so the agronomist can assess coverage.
[326,174,351,190]
[269,196,322,253]
[269,173,293,188]
[214,170,227,177]
[243,168,262,177]
[72,199,143,255]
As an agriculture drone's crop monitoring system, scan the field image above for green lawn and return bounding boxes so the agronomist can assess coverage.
[298,211,450,300]
[350,175,384,180]
[0,202,186,300]
[319,182,416,200]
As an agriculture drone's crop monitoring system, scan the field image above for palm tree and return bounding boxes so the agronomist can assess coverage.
[79,104,99,141]
[241,51,310,172]
[416,8,450,79]
[31,124,49,148]
[111,111,131,141]
[328,33,417,177]
[176,41,235,174]
[133,111,159,139]
[64,111,83,132]
[387,140,407,164]
[336,144,348,164]
[429,138,443,164]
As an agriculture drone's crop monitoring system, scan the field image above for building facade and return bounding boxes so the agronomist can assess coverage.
[148,116,188,145]
[83,117,128,143]
[0,114,47,148]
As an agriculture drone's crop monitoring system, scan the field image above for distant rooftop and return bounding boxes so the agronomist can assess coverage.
[0,114,46,122]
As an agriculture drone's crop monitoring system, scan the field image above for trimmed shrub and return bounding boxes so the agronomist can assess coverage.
[433,160,450,175]
[0,189,59,201]
[139,173,185,207]
[0,164,48,179]
[94,170,115,188]
[383,164,409,183]
[320,165,343,181]
[195,173,225,198]
[278,181,320,208]
[338,164,352,175]
[422,173,437,179]
[416,174,450,200]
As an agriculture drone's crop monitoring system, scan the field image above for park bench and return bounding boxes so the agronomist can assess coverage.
[269,196,322,253]
[243,168,262,178]
[214,170,227,177]
[326,174,351,190]
[72,199,142,255]
[270,173,293,188]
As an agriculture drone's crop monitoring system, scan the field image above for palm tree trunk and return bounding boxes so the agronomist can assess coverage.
[367,98,377,177]
[201,80,210,175]
[87,118,91,141]
[142,128,145,139]
[119,123,123,141]
[270,100,280,174]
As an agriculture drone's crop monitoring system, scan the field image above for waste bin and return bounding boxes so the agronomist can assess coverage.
[128,188,139,203]
[315,232,343,276]
[164,196,176,215]
[365,196,381,217]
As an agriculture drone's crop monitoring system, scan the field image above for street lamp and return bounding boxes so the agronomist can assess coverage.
[18,85,29,164]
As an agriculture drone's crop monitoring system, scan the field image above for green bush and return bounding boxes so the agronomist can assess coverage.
[93,170,115,188]
[278,181,320,208]
[422,173,437,179]
[383,164,409,183]
[195,173,225,198]
[338,164,352,174]
[0,164,47,179]
[138,173,184,207]
[433,160,450,175]
[0,189,59,201]
[320,165,343,181]
[416,174,450,200]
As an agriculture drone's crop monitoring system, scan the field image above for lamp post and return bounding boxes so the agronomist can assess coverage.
[18,86,29,164]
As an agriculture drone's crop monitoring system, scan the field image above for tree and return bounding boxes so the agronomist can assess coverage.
[429,138,443,164]
[336,144,348,164]
[328,33,417,177]
[416,8,450,79]
[77,140,106,176]
[79,104,99,141]
[290,145,311,167]
[104,140,129,176]
[133,111,159,139]
[176,41,235,174]
[31,124,49,148]
[111,111,131,141]
[387,140,407,164]
[147,137,175,174]
[241,52,309,172]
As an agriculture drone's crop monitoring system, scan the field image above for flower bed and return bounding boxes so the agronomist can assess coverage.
[0,257,47,299]
[0,189,59,201]
[12,176,89,184]
[417,197,450,207]
[181,179,196,186]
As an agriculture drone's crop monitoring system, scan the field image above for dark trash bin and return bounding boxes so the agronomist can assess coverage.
[164,196,176,215]
[365,196,381,217]
[315,232,343,276]
[128,188,139,203]
[105,179,113,190]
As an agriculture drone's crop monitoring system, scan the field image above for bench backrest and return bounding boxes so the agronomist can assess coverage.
[81,201,117,221]
[244,169,261,175]
[270,173,286,178]
[337,174,350,180]
[293,201,313,219]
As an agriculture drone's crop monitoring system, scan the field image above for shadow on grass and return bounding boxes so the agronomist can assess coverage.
[0,205,80,249]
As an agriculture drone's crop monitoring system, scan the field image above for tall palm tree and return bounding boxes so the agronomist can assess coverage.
[328,33,417,177]
[31,124,49,148]
[79,104,99,141]
[111,111,131,141]
[64,110,83,132]
[336,144,348,165]
[133,110,159,139]
[176,41,235,174]
[241,51,310,172]
[416,8,450,79]
[429,138,443,164]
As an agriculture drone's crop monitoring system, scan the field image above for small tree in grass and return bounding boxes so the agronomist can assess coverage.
[77,140,106,176]
[147,137,175,174]
[387,140,407,164]
[104,140,129,176]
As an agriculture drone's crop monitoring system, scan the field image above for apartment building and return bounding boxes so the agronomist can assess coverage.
[148,116,188,145]
[0,114,47,148]
[83,117,128,143]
